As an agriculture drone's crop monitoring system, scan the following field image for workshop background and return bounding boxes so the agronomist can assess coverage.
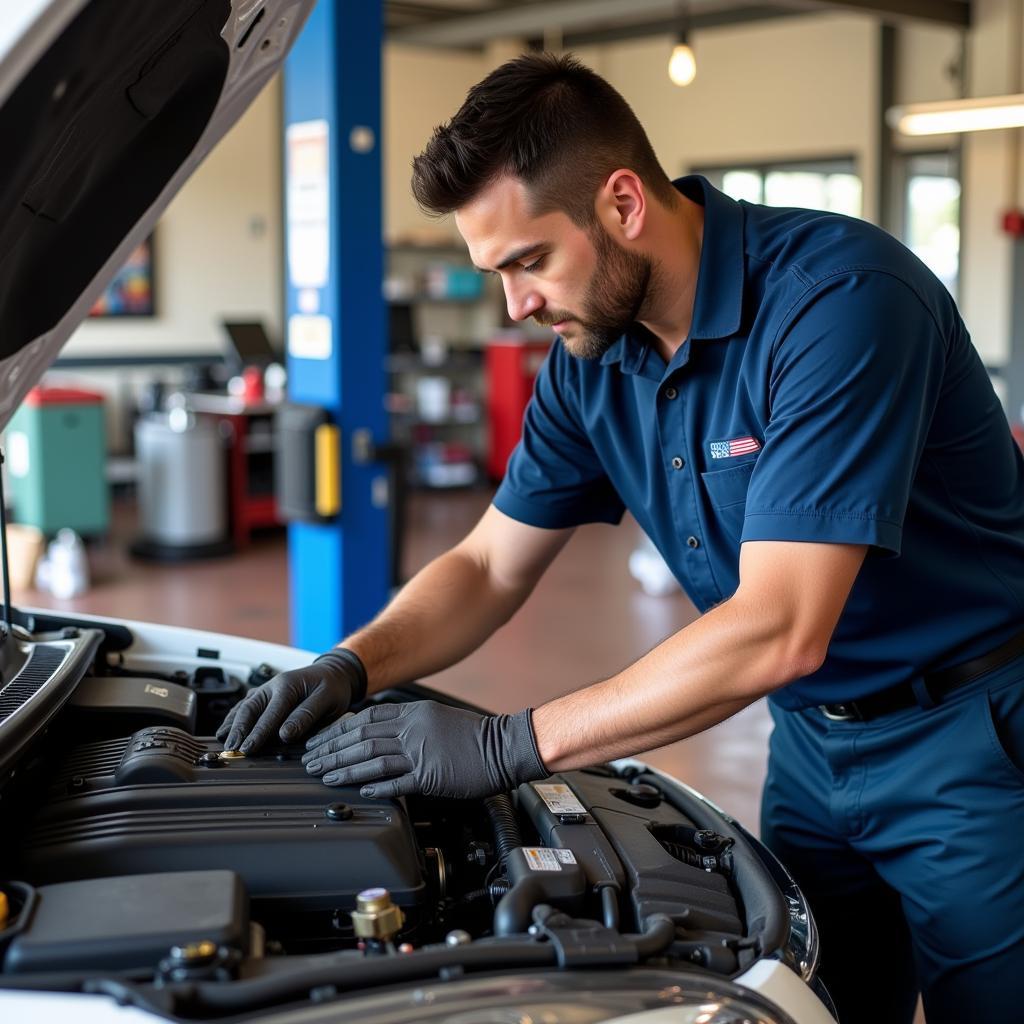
[3,0,1015,844]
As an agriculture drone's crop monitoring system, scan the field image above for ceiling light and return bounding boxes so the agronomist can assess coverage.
[887,94,1024,135]
[668,1,696,88]
[668,36,697,87]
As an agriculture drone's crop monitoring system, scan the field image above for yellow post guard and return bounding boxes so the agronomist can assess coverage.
[314,423,341,517]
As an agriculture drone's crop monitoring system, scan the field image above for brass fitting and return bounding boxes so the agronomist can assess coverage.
[170,940,219,963]
[350,887,404,941]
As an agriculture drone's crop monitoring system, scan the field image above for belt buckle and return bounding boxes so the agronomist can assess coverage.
[818,702,862,722]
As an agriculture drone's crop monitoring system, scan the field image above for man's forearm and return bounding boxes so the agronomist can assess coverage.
[338,547,529,693]
[532,591,822,771]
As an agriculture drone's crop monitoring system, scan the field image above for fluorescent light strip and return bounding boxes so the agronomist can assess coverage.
[887,94,1024,136]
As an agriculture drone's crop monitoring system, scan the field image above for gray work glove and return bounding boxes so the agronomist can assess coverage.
[216,649,367,754]
[300,700,548,799]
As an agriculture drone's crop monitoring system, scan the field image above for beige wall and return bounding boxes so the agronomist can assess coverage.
[55,10,1023,384]
[386,14,884,236]
[63,74,284,360]
[384,45,484,241]
[576,15,880,220]
[385,12,1023,386]
[961,0,1024,370]
[896,21,962,108]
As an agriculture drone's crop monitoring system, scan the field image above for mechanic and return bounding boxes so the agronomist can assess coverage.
[220,54,1024,1022]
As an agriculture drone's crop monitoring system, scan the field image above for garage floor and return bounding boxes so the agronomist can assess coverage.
[16,489,771,830]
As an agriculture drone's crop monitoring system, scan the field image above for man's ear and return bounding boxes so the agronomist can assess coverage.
[595,169,646,242]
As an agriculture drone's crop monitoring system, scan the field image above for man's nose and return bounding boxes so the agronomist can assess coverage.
[504,280,543,322]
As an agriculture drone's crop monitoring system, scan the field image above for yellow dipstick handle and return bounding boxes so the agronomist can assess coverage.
[314,423,341,517]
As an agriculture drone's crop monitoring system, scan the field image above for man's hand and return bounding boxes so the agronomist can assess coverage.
[300,701,548,799]
[216,649,367,754]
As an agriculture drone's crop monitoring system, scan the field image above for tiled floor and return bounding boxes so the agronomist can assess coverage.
[15,488,772,829]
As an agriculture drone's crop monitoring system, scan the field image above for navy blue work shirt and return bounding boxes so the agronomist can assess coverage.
[494,175,1024,709]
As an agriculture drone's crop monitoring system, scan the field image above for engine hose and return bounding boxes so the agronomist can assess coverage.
[494,876,547,936]
[458,879,510,904]
[180,913,677,1014]
[633,913,677,957]
[596,882,620,930]
[484,794,521,866]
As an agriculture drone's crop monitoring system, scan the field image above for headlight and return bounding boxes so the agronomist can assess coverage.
[732,823,838,1020]
[266,968,797,1024]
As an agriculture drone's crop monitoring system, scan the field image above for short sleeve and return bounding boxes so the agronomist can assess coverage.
[741,271,947,556]
[493,345,625,529]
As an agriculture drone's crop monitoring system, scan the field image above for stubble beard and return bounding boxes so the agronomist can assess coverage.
[559,225,656,362]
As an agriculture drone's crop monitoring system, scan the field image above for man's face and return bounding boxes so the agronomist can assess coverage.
[455,176,652,360]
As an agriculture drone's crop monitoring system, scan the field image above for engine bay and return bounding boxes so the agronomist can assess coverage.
[0,612,812,1019]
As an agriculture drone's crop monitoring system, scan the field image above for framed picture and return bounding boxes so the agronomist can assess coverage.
[89,235,156,317]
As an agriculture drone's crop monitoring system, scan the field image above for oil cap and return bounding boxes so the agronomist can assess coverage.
[350,887,404,941]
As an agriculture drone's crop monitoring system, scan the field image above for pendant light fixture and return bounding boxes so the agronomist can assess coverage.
[668,2,696,88]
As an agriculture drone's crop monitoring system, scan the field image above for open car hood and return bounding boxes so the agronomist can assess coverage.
[0,0,314,430]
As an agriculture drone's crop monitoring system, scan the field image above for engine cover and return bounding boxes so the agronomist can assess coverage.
[17,727,425,944]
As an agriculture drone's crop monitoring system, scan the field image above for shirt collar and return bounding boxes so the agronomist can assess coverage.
[601,175,746,370]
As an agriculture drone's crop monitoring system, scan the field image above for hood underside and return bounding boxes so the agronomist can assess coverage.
[0,0,313,430]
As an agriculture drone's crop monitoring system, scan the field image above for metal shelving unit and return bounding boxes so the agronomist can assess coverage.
[385,242,501,489]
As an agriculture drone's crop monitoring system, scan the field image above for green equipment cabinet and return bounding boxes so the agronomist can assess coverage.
[6,387,109,536]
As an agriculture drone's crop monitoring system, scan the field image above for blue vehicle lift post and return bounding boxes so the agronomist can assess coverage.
[282,0,390,651]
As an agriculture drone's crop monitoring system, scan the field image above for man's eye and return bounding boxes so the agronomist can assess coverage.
[523,256,545,273]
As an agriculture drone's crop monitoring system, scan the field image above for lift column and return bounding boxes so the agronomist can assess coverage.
[282,0,389,650]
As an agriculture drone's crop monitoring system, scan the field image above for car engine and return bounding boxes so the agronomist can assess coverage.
[0,613,817,1019]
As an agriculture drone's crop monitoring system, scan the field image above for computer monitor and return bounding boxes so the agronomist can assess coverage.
[221,320,279,371]
[388,302,417,353]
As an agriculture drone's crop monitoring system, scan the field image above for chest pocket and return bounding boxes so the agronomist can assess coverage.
[701,458,757,508]
[700,459,757,546]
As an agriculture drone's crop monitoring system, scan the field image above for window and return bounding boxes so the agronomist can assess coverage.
[697,158,863,218]
[900,151,960,299]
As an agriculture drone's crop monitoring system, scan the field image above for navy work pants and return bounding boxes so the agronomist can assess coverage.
[761,660,1024,1023]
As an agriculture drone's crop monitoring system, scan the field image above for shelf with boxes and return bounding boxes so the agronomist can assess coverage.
[385,346,485,489]
[385,242,500,489]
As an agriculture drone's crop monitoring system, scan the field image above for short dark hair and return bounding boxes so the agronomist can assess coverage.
[411,52,677,226]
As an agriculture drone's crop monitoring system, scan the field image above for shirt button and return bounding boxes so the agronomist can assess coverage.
[687,536,700,549]
[671,456,685,470]
[664,386,678,400]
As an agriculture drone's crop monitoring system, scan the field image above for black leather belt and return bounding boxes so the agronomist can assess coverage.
[818,627,1024,722]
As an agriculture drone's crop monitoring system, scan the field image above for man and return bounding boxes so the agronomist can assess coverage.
[220,54,1024,1021]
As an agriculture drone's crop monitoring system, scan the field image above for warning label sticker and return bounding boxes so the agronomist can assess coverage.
[533,783,587,816]
[523,847,578,872]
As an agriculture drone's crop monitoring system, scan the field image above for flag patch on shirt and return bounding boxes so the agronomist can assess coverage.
[709,436,762,460]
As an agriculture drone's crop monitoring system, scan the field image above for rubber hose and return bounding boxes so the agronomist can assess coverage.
[598,883,619,930]
[185,942,557,1011]
[632,913,677,957]
[494,876,546,936]
[106,914,680,1016]
[484,794,521,866]
[459,880,510,903]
